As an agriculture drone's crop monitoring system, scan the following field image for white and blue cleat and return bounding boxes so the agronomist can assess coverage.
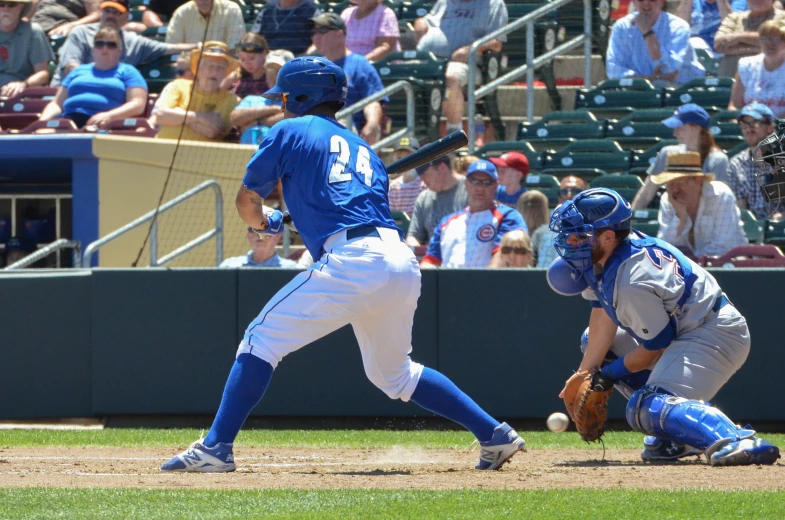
[709,437,780,466]
[475,422,526,470]
[641,436,702,462]
[160,439,236,473]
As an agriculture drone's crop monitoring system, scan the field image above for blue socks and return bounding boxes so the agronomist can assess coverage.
[204,354,273,447]
[410,367,498,442]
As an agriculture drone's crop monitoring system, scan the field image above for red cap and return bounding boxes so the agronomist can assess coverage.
[488,152,529,177]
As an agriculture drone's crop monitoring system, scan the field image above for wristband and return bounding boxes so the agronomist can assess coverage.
[600,356,632,381]
[643,30,654,39]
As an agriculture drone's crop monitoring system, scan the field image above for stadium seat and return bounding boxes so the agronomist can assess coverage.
[137,56,178,94]
[631,208,659,237]
[577,106,635,121]
[662,77,734,108]
[763,219,785,248]
[398,0,433,21]
[631,139,678,170]
[517,110,607,141]
[142,25,168,41]
[525,173,560,205]
[613,136,662,153]
[144,92,159,118]
[541,167,607,183]
[605,108,677,140]
[373,51,446,142]
[589,173,644,201]
[89,118,157,137]
[18,118,80,134]
[0,113,40,132]
[392,210,411,234]
[709,109,742,139]
[703,244,785,268]
[544,139,632,173]
[740,209,764,243]
[0,86,57,114]
[695,48,720,77]
[477,141,544,171]
[575,78,664,110]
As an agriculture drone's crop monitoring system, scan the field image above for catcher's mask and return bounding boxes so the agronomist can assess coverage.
[753,121,785,204]
[549,188,632,277]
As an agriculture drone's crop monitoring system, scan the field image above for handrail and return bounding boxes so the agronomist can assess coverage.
[336,80,416,152]
[3,239,81,270]
[467,0,593,153]
[82,180,223,267]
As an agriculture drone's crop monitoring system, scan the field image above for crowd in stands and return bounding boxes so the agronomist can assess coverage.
[3,0,785,268]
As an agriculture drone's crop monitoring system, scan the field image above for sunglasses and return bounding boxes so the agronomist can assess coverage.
[94,40,119,49]
[501,246,531,255]
[237,42,268,53]
[558,187,584,197]
[312,26,339,34]
[467,177,495,186]
[738,119,768,129]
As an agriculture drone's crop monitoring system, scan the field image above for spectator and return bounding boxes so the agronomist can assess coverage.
[38,27,147,127]
[726,101,782,218]
[534,175,588,268]
[252,0,320,57]
[607,0,705,86]
[388,135,427,216]
[0,0,53,98]
[308,12,385,145]
[151,41,239,141]
[173,50,194,80]
[452,153,480,175]
[222,33,269,98]
[230,48,293,145]
[406,154,468,247]
[714,0,785,77]
[219,228,298,268]
[652,151,747,257]
[413,0,507,145]
[489,152,529,208]
[676,0,749,56]
[341,0,400,62]
[52,0,196,85]
[729,21,785,116]
[139,0,189,30]
[166,0,244,49]
[492,229,534,268]
[421,160,526,268]
[516,189,550,267]
[31,0,100,37]
[632,103,729,209]
[2,236,36,267]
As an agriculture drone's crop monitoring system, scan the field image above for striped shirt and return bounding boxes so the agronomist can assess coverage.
[388,175,427,216]
[424,203,526,267]
[657,180,747,257]
[727,147,774,219]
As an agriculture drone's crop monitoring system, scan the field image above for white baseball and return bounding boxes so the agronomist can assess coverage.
[547,412,569,433]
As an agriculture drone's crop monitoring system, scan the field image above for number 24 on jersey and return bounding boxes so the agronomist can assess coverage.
[328,135,374,186]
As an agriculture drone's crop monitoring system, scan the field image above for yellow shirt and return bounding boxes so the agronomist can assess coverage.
[165,0,245,48]
[155,79,239,142]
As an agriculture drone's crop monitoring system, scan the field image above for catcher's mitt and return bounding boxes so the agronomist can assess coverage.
[563,369,615,442]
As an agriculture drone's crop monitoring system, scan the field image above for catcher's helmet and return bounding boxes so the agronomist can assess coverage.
[549,188,632,276]
[262,56,348,115]
[753,121,785,203]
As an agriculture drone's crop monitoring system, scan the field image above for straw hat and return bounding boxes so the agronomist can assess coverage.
[651,152,714,185]
[190,41,240,77]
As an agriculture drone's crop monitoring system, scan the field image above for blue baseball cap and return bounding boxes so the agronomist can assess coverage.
[466,159,498,180]
[740,102,776,121]
[661,103,711,129]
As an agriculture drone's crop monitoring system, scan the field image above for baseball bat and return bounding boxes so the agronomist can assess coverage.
[281,130,468,224]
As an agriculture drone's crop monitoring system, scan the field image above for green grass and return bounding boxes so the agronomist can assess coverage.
[1,488,784,519]
[1,429,784,450]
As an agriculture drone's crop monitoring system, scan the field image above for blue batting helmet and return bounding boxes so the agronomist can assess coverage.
[549,188,632,276]
[262,56,348,115]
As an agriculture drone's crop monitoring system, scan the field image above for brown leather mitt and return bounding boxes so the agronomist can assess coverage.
[563,369,615,442]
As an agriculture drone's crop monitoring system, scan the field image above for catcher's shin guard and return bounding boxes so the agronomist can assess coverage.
[626,387,755,457]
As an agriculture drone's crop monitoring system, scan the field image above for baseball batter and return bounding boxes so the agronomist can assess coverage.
[548,187,779,466]
[161,57,524,473]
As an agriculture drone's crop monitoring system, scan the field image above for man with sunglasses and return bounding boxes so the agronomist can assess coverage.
[167,0,244,49]
[0,0,54,97]
[52,0,196,85]
[421,160,526,268]
[726,102,784,219]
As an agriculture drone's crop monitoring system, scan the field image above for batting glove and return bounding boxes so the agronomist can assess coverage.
[252,208,287,236]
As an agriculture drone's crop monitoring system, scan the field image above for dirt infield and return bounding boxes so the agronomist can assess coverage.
[1,447,783,490]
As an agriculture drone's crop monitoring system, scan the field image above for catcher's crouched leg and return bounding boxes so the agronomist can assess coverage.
[579,329,650,400]
[625,386,775,464]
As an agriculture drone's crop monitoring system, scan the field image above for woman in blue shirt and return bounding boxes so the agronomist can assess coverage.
[39,27,148,128]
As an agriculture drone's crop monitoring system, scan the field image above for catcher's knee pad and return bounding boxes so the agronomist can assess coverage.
[626,387,755,454]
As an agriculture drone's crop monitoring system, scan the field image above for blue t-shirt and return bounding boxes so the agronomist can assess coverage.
[691,0,748,49]
[334,53,387,130]
[243,114,399,260]
[236,95,282,145]
[61,63,147,117]
[495,185,527,208]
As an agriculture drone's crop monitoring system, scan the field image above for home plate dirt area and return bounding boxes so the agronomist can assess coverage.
[0,447,783,490]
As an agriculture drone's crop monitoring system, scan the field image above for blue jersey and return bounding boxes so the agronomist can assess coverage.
[243,115,399,259]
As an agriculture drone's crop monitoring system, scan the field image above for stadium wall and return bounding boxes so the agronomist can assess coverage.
[1,269,782,422]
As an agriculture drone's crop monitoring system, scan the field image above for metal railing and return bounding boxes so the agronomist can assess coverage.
[336,80,416,151]
[467,0,593,152]
[3,239,81,270]
[82,180,223,268]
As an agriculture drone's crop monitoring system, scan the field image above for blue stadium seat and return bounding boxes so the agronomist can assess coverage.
[518,110,607,140]
[477,141,544,171]
[662,77,734,108]
[605,108,677,140]
[544,139,632,173]
[575,78,664,110]
[589,173,644,201]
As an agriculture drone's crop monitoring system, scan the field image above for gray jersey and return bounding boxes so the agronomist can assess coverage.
[416,0,507,58]
[407,180,468,245]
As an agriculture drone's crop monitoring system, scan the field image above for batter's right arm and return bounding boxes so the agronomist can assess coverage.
[235,185,270,232]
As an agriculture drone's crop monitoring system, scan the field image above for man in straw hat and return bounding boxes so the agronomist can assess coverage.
[151,41,240,142]
[0,0,54,97]
[652,151,746,257]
